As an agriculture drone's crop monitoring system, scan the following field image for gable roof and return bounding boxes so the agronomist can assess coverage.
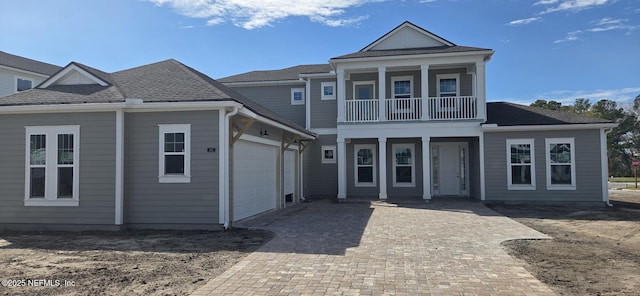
[486,102,613,126]
[218,64,332,83]
[0,59,314,136]
[0,51,62,76]
[361,21,455,51]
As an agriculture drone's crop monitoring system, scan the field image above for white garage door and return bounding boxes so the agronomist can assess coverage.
[233,140,278,221]
[284,150,295,198]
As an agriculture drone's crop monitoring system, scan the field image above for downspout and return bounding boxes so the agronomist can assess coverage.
[223,106,239,229]
[604,128,614,207]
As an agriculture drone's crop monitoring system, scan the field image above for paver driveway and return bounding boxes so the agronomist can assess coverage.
[193,199,554,295]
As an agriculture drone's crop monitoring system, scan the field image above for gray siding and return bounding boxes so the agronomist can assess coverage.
[428,68,473,97]
[305,135,338,198]
[0,112,116,225]
[231,84,306,127]
[0,68,48,97]
[484,130,604,202]
[310,78,338,128]
[124,111,220,226]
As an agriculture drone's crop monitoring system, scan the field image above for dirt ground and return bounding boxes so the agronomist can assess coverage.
[0,228,272,296]
[488,190,640,296]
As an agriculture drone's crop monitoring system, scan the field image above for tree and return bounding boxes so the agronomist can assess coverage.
[573,98,591,114]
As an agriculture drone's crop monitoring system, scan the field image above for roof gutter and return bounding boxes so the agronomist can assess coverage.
[221,80,305,87]
[329,49,495,64]
[482,122,618,132]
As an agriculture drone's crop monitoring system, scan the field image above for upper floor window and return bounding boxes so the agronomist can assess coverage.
[159,124,191,183]
[321,82,336,100]
[436,74,459,97]
[507,139,536,190]
[25,125,80,206]
[16,77,34,92]
[546,138,576,190]
[291,88,305,105]
[392,76,413,99]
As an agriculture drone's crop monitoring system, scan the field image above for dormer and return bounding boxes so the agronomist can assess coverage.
[39,62,111,88]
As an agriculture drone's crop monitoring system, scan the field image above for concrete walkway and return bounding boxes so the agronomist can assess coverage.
[193,199,554,295]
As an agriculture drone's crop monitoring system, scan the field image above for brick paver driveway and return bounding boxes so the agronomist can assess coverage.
[193,199,554,295]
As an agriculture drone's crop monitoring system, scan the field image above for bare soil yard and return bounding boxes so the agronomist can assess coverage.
[489,190,640,295]
[0,228,272,296]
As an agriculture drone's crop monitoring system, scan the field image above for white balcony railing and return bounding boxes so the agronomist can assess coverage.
[344,96,477,123]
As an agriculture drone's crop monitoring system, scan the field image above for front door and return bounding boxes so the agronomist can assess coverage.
[432,143,468,196]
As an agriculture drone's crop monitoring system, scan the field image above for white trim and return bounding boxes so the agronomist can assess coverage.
[506,139,536,190]
[40,64,109,88]
[601,128,611,203]
[320,82,336,100]
[361,22,455,51]
[218,109,226,224]
[291,88,305,105]
[299,72,336,78]
[392,143,416,187]
[24,125,80,206]
[237,108,315,140]
[352,81,376,100]
[0,64,51,78]
[545,137,576,190]
[115,110,124,225]
[238,133,299,150]
[14,76,34,93]
[482,123,617,132]
[158,124,191,183]
[321,145,337,164]
[330,50,495,65]
[391,75,414,114]
[222,80,306,87]
[378,137,387,199]
[479,134,486,200]
[354,144,377,187]
[436,73,460,97]
[421,137,431,200]
[310,128,337,135]
[305,79,311,129]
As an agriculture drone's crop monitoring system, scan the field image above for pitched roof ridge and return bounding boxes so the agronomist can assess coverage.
[68,61,116,86]
[168,59,233,98]
[360,21,456,52]
[0,50,63,75]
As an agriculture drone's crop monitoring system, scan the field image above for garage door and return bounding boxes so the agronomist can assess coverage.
[233,140,278,221]
[283,150,295,200]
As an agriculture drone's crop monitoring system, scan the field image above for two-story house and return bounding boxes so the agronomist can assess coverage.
[0,51,62,97]
[221,21,615,205]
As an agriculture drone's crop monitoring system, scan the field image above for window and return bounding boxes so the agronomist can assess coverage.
[25,126,80,206]
[392,144,415,187]
[354,144,376,187]
[320,82,336,100]
[436,74,459,97]
[507,139,536,190]
[159,124,191,183]
[546,138,576,190]
[16,77,33,92]
[321,145,336,164]
[291,88,305,105]
[391,76,414,114]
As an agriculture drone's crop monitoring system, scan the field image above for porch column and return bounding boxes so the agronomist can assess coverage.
[479,134,486,201]
[378,137,388,200]
[337,138,347,200]
[475,61,486,121]
[420,64,429,120]
[378,66,386,121]
[337,69,346,123]
[422,136,431,200]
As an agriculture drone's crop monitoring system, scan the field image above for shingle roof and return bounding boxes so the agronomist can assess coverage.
[218,64,332,83]
[486,102,613,126]
[0,59,314,137]
[0,51,62,76]
[331,46,492,60]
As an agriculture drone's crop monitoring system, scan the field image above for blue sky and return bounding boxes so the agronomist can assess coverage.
[1,0,639,105]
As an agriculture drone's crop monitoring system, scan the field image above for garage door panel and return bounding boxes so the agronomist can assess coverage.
[233,140,277,221]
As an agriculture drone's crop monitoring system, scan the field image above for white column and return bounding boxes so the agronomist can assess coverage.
[337,69,346,123]
[378,67,386,121]
[420,64,429,120]
[475,61,486,121]
[422,136,431,200]
[337,138,347,200]
[378,137,387,200]
[479,134,486,201]
[115,110,124,225]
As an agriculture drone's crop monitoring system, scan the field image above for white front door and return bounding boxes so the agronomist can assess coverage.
[432,143,468,196]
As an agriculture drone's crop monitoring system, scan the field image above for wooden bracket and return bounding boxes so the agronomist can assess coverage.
[230,118,255,145]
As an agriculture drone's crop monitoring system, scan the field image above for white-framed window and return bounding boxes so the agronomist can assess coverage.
[354,144,376,187]
[353,81,376,100]
[159,124,191,183]
[291,88,305,105]
[507,139,536,190]
[436,74,460,97]
[320,82,336,100]
[321,145,336,164]
[391,76,414,114]
[545,138,576,190]
[392,143,415,187]
[16,77,34,92]
[24,125,80,206]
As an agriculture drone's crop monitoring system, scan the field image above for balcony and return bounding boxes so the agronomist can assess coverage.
[344,96,478,122]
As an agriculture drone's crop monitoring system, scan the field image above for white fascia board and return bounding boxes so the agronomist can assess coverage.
[238,108,316,140]
[330,50,494,66]
[239,133,300,150]
[0,65,51,78]
[298,72,336,78]
[123,100,242,112]
[222,80,305,87]
[310,128,338,135]
[40,64,108,88]
[0,103,125,114]
[337,121,482,139]
[482,123,618,132]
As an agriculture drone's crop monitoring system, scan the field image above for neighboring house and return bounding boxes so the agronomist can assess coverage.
[0,59,315,230]
[0,51,62,96]
[220,21,616,205]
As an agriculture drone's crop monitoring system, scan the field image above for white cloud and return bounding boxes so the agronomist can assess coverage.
[539,0,610,14]
[507,17,541,26]
[148,0,379,29]
[553,30,582,43]
[588,18,638,33]
[534,0,559,5]
[537,87,640,105]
